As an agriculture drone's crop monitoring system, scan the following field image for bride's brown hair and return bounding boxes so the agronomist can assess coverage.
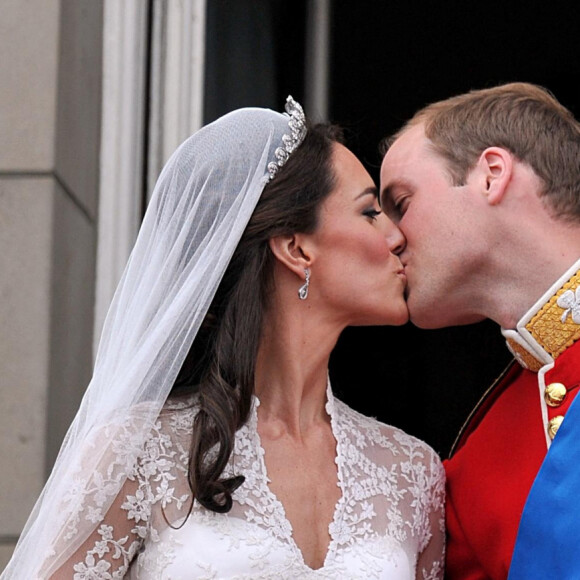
[171,122,344,513]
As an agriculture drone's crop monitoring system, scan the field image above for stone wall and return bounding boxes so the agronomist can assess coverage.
[0,0,103,568]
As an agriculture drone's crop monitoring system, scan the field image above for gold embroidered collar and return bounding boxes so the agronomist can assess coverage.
[501,259,580,372]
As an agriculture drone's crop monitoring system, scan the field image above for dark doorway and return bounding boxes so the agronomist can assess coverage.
[328,0,579,457]
[203,0,579,458]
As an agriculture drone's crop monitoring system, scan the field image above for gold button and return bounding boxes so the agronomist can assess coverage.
[547,415,565,439]
[544,382,567,407]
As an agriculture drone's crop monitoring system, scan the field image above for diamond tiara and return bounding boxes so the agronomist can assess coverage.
[267,96,307,181]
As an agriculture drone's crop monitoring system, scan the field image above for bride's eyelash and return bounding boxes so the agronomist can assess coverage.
[363,208,382,220]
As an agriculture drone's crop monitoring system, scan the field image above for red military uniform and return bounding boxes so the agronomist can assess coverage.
[444,262,580,580]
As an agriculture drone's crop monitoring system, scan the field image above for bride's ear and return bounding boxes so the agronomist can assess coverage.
[269,234,312,276]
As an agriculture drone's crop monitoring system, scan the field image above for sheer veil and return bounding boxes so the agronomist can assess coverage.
[1,98,307,578]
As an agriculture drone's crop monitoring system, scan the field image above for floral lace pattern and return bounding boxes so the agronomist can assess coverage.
[63,385,444,579]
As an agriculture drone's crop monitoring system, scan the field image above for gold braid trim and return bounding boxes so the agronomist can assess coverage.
[505,338,545,372]
[526,271,580,359]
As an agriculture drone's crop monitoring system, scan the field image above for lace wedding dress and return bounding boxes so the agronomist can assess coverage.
[60,384,444,579]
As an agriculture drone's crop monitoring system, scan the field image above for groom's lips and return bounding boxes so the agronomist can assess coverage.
[400,264,410,292]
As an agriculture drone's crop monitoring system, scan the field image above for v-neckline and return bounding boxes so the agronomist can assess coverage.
[250,380,346,571]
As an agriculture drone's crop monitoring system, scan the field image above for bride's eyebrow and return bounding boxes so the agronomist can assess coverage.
[355,186,379,200]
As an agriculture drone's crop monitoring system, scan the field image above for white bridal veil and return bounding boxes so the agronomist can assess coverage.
[2,97,307,578]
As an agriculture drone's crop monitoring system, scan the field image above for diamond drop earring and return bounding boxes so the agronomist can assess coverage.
[298,268,310,300]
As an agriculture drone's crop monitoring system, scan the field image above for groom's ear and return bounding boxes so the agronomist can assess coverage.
[269,234,312,276]
[476,147,513,205]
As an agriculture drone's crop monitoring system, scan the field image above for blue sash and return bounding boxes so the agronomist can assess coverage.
[508,390,580,579]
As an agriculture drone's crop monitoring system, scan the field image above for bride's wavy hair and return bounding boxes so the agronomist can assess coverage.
[171,122,344,513]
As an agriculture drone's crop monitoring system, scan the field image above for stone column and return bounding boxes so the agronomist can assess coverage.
[0,0,102,568]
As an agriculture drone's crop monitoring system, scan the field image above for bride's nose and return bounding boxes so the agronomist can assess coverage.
[383,215,406,255]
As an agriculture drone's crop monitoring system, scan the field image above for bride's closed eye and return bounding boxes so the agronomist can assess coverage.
[363,207,382,221]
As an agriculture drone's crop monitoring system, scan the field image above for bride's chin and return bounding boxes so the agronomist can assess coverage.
[352,307,410,328]
[384,312,410,327]
[382,303,410,327]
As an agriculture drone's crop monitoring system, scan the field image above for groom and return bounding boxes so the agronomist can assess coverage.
[379,82,580,579]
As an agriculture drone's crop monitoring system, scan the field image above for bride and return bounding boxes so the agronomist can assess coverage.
[2,97,444,579]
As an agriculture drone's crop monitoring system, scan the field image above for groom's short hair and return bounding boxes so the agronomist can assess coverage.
[381,82,580,221]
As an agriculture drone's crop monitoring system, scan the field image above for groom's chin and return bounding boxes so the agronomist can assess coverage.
[408,309,487,330]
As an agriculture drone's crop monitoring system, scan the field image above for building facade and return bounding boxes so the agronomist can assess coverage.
[0,0,327,568]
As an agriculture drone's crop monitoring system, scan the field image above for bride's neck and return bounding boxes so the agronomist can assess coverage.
[254,300,340,427]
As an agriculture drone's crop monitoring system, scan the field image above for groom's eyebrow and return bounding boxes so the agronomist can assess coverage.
[380,181,397,205]
[381,179,410,207]
[380,183,395,208]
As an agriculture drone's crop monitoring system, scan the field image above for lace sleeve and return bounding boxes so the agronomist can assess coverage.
[44,400,194,579]
[35,410,159,579]
[416,450,446,580]
[48,475,148,579]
